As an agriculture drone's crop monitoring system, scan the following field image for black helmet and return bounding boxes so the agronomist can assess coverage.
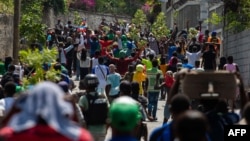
[82,74,99,88]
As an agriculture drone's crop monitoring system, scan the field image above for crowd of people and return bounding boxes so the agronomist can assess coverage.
[0,17,249,141]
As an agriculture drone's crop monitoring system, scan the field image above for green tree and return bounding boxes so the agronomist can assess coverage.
[20,0,47,45]
[151,12,169,40]
[0,0,13,14]
[19,47,59,87]
[132,9,148,28]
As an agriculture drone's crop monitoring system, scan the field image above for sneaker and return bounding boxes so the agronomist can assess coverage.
[153,117,158,121]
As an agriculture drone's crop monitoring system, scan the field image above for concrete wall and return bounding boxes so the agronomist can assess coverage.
[223,30,250,87]
[0,14,13,60]
[55,10,131,30]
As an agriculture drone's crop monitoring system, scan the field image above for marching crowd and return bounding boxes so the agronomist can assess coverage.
[0,17,249,141]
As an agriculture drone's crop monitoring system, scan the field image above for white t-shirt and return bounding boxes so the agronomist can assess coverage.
[91,58,99,69]
[186,51,202,66]
[92,64,109,94]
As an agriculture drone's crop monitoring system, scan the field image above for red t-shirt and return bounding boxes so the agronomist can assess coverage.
[107,51,141,76]
[99,40,113,56]
[0,125,93,141]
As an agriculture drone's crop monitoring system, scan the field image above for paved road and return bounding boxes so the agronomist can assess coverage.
[72,78,165,141]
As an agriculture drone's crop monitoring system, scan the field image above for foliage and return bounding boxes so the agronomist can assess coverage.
[151,12,169,40]
[19,47,60,87]
[129,9,149,48]
[132,9,148,28]
[205,12,222,26]
[224,0,250,33]
[188,28,198,39]
[20,1,47,45]
[0,0,13,14]
[73,11,82,25]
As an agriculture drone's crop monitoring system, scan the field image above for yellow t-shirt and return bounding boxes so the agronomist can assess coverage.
[132,71,146,95]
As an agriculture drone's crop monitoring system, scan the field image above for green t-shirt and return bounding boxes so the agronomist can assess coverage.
[146,68,162,92]
[142,59,152,70]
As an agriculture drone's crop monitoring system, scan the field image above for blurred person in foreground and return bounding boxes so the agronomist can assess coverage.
[0,81,93,141]
[108,96,142,141]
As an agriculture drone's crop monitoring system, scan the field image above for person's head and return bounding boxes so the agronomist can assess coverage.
[166,71,173,77]
[119,50,126,59]
[219,57,227,65]
[128,65,134,73]
[79,74,99,91]
[174,110,209,141]
[191,37,197,43]
[148,54,154,61]
[205,30,210,35]
[227,56,234,64]
[183,58,188,64]
[194,61,201,68]
[211,31,217,37]
[58,81,69,94]
[214,99,228,114]
[94,50,100,57]
[208,44,214,51]
[66,37,73,44]
[80,48,87,61]
[152,59,159,68]
[108,96,141,135]
[119,80,131,96]
[58,42,64,48]
[169,94,191,119]
[136,64,144,73]
[131,82,140,101]
[4,81,16,97]
[103,36,109,41]
[8,64,15,72]
[172,52,177,57]
[176,47,182,54]
[54,63,61,71]
[98,57,104,64]
[192,46,198,53]
[109,64,116,73]
[160,57,166,65]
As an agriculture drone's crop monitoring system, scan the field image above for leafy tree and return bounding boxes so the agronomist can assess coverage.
[205,12,222,26]
[151,12,169,40]
[19,47,59,87]
[132,9,148,28]
[20,0,47,45]
[223,0,250,33]
[0,0,13,14]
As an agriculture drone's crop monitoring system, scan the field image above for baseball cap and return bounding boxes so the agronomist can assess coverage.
[109,96,141,132]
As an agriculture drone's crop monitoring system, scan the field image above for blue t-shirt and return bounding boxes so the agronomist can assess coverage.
[168,46,177,61]
[107,73,121,96]
[149,122,173,141]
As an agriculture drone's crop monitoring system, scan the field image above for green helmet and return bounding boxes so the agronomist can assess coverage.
[109,96,141,132]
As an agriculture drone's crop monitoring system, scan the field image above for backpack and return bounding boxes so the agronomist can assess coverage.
[83,93,108,126]
[0,72,14,87]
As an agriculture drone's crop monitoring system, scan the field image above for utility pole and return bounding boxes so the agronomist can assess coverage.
[13,0,21,65]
